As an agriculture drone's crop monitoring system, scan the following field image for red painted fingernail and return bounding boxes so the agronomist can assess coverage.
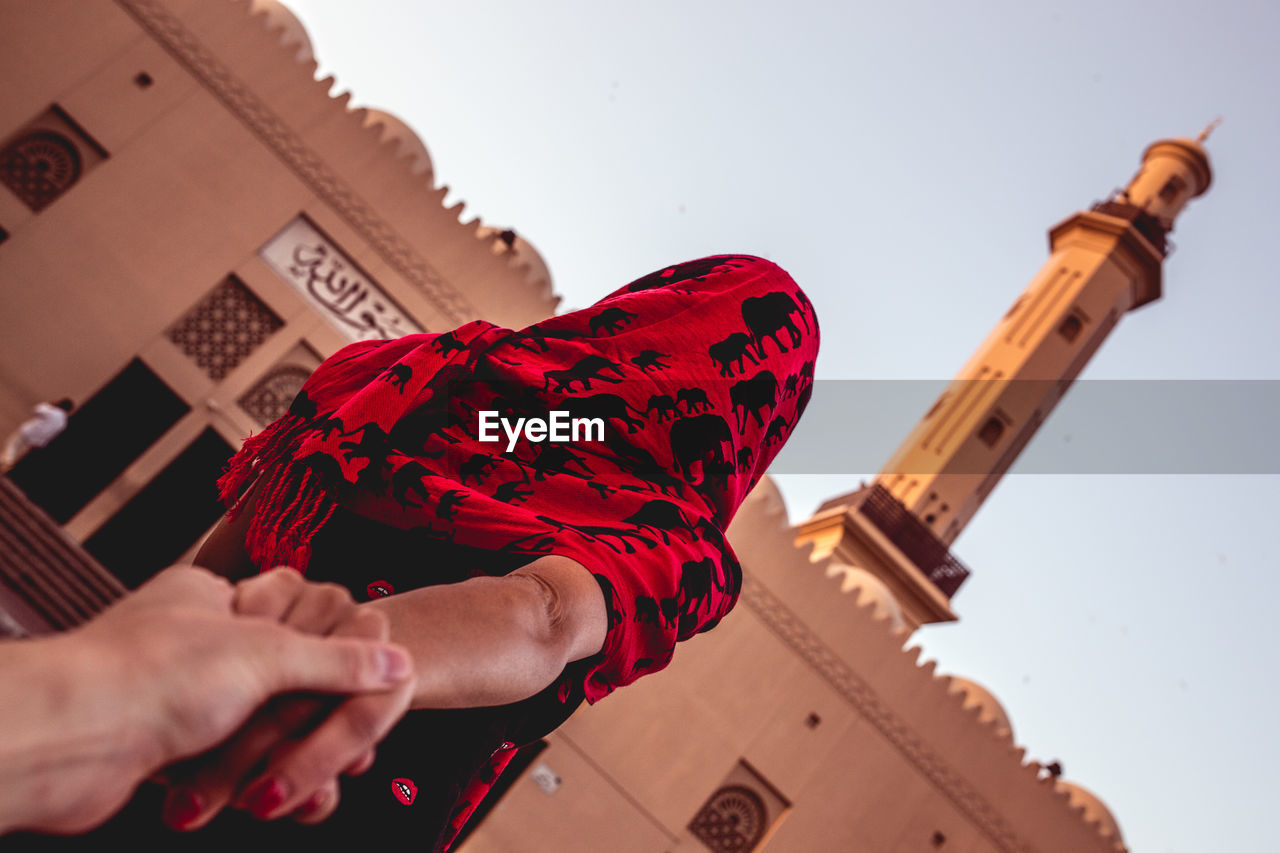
[162,787,203,829]
[294,788,330,818]
[243,777,289,818]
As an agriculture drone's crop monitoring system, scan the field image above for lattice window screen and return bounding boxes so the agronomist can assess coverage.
[167,277,282,381]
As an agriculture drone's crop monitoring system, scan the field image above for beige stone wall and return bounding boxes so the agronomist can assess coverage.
[460,483,1124,852]
[0,0,557,544]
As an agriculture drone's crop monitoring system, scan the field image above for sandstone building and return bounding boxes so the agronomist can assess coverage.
[0,2,1212,850]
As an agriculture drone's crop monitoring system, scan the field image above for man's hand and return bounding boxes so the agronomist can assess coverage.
[0,566,413,835]
[161,568,415,828]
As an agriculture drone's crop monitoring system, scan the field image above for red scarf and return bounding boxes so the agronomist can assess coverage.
[219,255,818,703]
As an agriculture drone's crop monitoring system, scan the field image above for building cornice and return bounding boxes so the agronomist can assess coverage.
[113,0,478,325]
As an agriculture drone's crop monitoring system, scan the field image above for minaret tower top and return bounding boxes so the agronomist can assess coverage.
[1119,129,1213,231]
[795,133,1214,630]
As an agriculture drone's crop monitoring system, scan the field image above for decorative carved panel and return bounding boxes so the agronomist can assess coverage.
[0,105,106,213]
[167,277,282,380]
[237,364,311,427]
[0,132,81,211]
[688,785,768,853]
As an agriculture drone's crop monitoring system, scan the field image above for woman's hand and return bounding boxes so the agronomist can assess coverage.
[160,568,416,829]
[0,566,413,836]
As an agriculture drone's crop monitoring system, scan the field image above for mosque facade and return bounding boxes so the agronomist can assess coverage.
[0,1,1212,850]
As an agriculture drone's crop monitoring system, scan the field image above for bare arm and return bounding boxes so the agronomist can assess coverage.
[366,555,608,709]
[196,493,608,710]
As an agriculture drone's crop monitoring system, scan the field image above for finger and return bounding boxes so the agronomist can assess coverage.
[247,625,411,696]
[327,608,389,784]
[345,748,376,777]
[330,604,389,642]
[291,780,340,825]
[164,695,328,831]
[232,567,305,621]
[237,683,412,820]
[110,566,234,617]
[280,582,358,636]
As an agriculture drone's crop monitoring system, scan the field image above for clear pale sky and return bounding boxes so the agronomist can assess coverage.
[284,2,1279,849]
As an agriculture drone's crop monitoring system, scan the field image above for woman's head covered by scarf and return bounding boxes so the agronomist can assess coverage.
[219,255,819,700]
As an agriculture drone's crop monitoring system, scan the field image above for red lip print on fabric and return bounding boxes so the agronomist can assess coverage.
[218,255,819,704]
[366,580,395,598]
[391,777,418,806]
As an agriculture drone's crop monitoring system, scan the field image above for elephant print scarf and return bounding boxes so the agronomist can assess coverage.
[218,254,819,703]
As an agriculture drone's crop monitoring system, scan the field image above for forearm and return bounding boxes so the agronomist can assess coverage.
[0,636,152,835]
[367,556,605,709]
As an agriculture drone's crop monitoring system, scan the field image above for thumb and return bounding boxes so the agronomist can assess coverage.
[254,630,414,696]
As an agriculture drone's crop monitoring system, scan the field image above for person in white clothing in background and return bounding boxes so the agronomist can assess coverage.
[1,398,73,473]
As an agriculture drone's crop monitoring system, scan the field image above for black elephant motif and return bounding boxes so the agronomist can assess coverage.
[729,371,779,431]
[562,393,647,433]
[587,481,616,499]
[311,414,346,441]
[676,387,712,413]
[522,445,591,479]
[527,444,595,480]
[593,574,626,628]
[338,423,394,490]
[492,479,533,504]
[631,350,671,372]
[588,306,638,336]
[741,290,809,357]
[603,433,687,498]
[488,385,548,421]
[676,557,716,637]
[782,372,799,399]
[431,332,468,357]
[389,406,466,448]
[543,356,627,392]
[708,332,758,377]
[390,460,439,507]
[623,255,758,292]
[378,363,413,394]
[764,414,789,447]
[288,388,318,419]
[621,500,697,544]
[634,595,663,626]
[435,489,468,521]
[459,453,499,485]
[669,414,733,484]
[645,394,679,422]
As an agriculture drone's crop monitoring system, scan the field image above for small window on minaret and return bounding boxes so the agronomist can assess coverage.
[977,417,1005,447]
[1058,314,1083,342]
[1159,175,1186,204]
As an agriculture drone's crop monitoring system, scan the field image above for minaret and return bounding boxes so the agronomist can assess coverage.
[795,132,1213,630]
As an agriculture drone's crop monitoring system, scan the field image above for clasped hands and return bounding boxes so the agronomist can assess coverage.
[5,565,414,835]
[156,566,414,830]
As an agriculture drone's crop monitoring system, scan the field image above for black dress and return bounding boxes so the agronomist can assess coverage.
[9,508,588,852]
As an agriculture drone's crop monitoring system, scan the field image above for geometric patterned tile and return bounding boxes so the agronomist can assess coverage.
[167,277,281,381]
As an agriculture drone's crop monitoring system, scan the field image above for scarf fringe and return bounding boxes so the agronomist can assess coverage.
[217,414,339,572]
[217,414,305,517]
